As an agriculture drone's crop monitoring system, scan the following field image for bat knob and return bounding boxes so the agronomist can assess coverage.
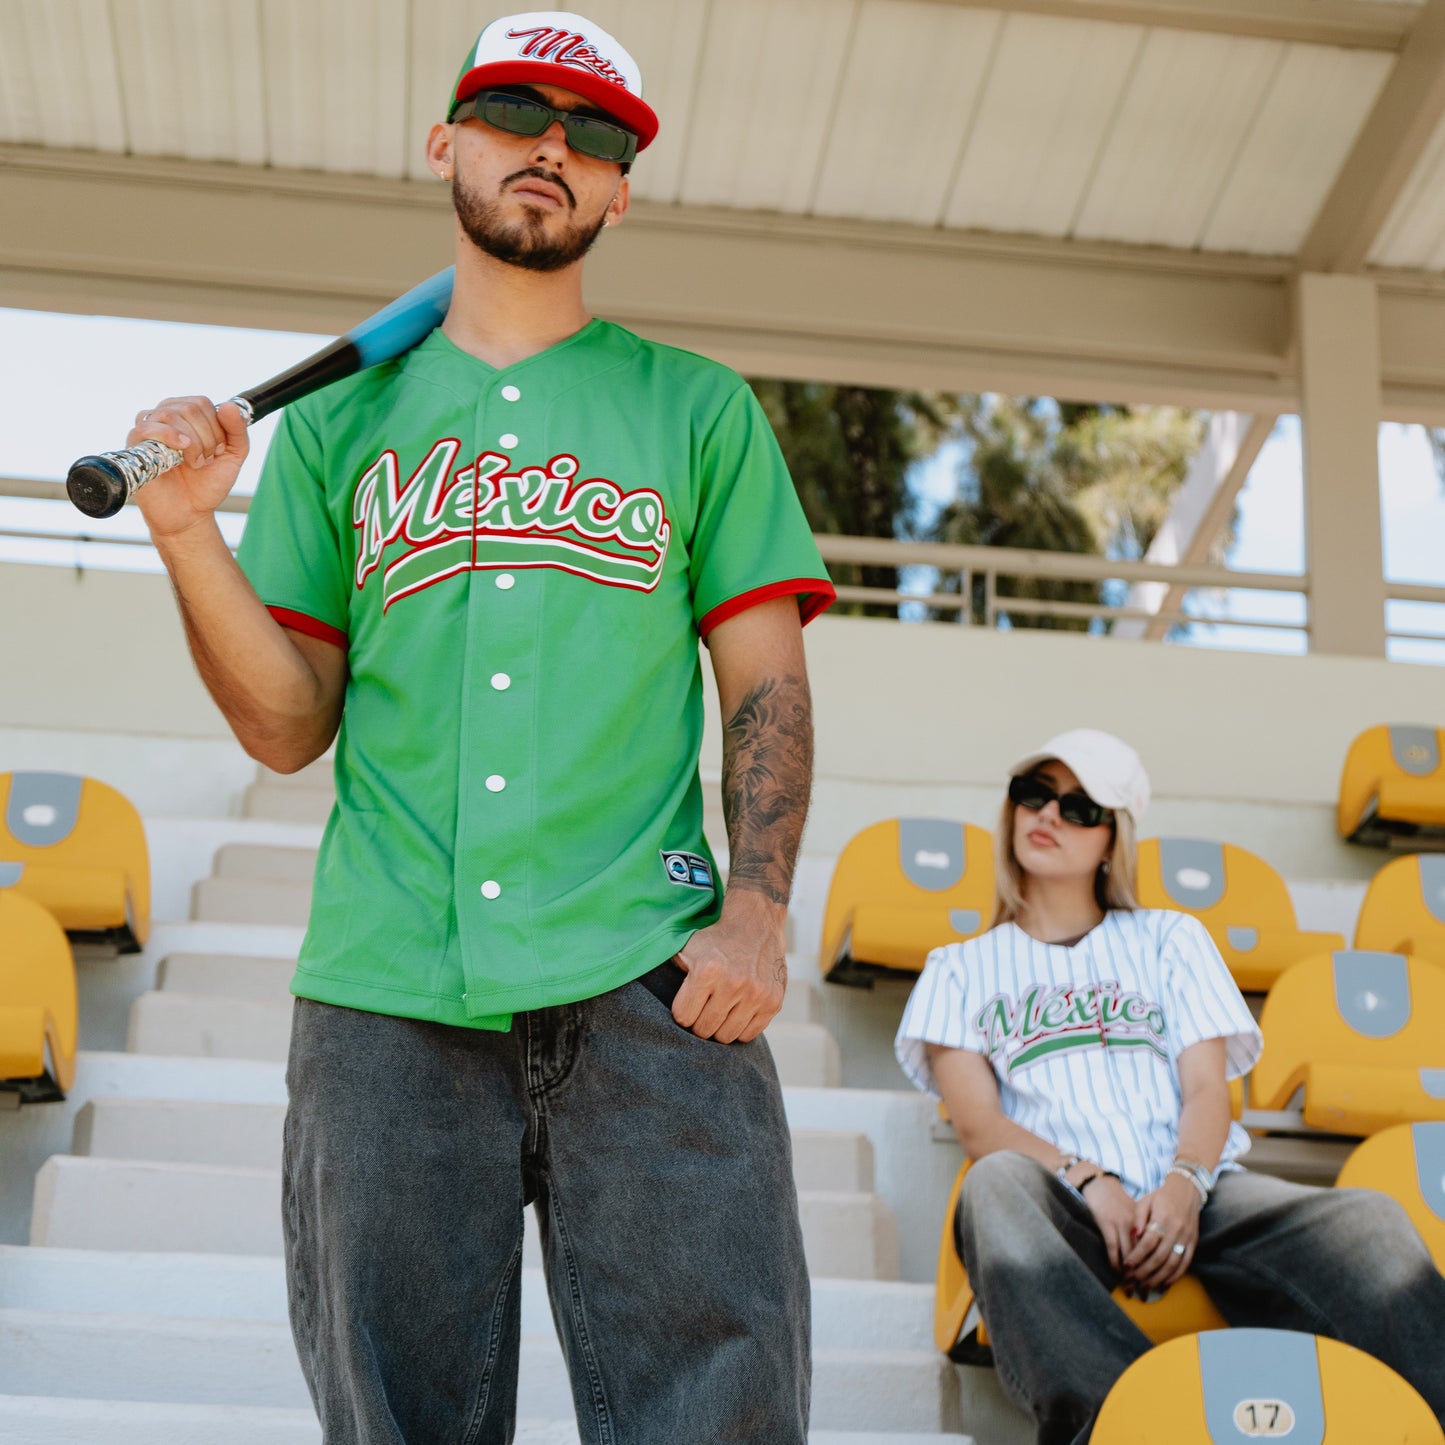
[66,457,130,519]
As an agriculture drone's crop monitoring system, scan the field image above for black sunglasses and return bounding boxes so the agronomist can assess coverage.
[450,90,638,165]
[1009,774,1114,829]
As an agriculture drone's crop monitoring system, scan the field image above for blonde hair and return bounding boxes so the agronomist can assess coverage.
[991,786,1139,928]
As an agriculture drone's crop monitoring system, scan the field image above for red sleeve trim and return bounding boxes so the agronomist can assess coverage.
[698,578,837,641]
[268,607,348,650]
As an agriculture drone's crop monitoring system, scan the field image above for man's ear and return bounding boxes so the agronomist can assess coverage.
[424,122,455,180]
[604,174,631,228]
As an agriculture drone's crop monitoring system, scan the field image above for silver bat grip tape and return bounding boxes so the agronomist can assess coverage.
[116,396,256,503]
[109,438,186,502]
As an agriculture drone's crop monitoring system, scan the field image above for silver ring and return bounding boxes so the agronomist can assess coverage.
[1172,1242,1187,1256]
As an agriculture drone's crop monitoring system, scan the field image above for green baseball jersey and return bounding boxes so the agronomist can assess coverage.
[237,320,833,1029]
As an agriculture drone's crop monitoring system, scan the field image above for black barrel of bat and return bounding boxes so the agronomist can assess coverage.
[238,337,362,422]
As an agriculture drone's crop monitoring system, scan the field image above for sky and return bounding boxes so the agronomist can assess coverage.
[2,305,1442,664]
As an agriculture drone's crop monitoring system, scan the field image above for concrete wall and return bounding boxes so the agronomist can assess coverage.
[6,561,1442,887]
[1,561,251,815]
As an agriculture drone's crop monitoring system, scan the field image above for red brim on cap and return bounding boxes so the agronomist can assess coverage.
[451,61,658,150]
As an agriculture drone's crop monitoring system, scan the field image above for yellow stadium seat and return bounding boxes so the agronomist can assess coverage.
[0,885,77,1103]
[1338,723,1445,848]
[1252,951,1445,1135]
[1354,854,1445,965]
[1335,1123,1445,1271]
[1092,1327,1443,1444]
[934,1160,1226,1359]
[820,818,993,987]
[1137,838,1343,992]
[0,772,150,951]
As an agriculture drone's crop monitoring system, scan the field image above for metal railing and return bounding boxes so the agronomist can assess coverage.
[815,534,1314,637]
[3,478,1443,654]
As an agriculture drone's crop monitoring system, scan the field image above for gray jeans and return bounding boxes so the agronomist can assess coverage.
[281,964,811,1445]
[957,1151,1445,1445]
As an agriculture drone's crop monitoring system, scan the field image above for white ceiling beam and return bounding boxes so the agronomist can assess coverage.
[0,145,1291,410]
[924,0,1419,50]
[1112,411,1278,641]
[1297,0,1445,272]
[6,146,1445,419]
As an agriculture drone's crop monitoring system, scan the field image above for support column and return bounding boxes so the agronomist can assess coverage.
[1297,273,1388,657]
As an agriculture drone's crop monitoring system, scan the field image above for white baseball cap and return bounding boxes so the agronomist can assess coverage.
[449,11,659,151]
[1008,729,1150,826]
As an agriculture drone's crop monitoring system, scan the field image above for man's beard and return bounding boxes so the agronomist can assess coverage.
[453,167,608,273]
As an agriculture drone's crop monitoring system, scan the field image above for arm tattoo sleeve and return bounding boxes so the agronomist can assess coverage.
[720,673,814,907]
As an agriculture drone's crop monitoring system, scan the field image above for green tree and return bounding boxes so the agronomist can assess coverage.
[934,398,1202,628]
[749,380,954,614]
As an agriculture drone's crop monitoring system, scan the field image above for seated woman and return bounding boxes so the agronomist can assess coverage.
[895,728,1445,1445]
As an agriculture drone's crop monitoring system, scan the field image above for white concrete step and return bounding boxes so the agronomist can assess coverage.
[0,1308,957,1432]
[126,993,294,1062]
[214,843,320,885]
[30,1156,899,1279]
[799,1192,899,1280]
[0,1396,974,1445]
[142,818,326,925]
[775,1021,843,1087]
[784,1087,965,1286]
[73,921,308,1058]
[192,877,313,926]
[124,990,844,1085]
[73,1098,286,1172]
[6,1062,954,1286]
[157,952,297,1000]
[30,1159,282,1256]
[0,1397,324,1445]
[242,784,336,825]
[73,1096,875,1192]
[0,1053,288,1250]
[0,1247,932,1350]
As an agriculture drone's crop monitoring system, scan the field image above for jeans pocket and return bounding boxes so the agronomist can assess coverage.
[636,958,687,1011]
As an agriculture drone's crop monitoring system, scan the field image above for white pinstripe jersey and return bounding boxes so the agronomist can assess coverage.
[895,909,1263,1198]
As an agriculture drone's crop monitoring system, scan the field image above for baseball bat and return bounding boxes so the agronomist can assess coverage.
[65,267,456,520]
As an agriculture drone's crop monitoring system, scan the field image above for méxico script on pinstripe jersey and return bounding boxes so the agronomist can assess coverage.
[975,980,1169,1075]
[352,439,672,610]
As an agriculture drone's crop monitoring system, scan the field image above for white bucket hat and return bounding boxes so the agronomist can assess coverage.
[1008,729,1150,826]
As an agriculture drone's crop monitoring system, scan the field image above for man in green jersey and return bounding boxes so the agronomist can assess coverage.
[124,11,834,1443]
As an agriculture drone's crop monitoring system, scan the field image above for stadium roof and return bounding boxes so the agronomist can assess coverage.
[4,0,1445,414]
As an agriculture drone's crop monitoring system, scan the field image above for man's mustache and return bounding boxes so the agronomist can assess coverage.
[504,166,577,210]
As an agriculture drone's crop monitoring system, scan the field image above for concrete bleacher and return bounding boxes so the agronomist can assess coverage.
[0,754,1383,1445]
[1,761,1012,1444]
[6,581,1445,1443]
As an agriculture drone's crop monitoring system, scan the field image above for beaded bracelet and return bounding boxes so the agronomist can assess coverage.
[1173,1156,1216,1195]
[1167,1164,1210,1208]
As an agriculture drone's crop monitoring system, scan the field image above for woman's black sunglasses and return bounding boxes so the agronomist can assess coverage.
[450,90,638,165]
[1009,774,1114,829]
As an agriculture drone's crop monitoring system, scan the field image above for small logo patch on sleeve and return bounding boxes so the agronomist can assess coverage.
[661,850,714,891]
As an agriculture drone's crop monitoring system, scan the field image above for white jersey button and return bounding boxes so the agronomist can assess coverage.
[491,672,511,690]
[500,433,519,448]
[480,880,501,899]
[485,775,506,792]
[495,573,515,590]
[501,385,521,401]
